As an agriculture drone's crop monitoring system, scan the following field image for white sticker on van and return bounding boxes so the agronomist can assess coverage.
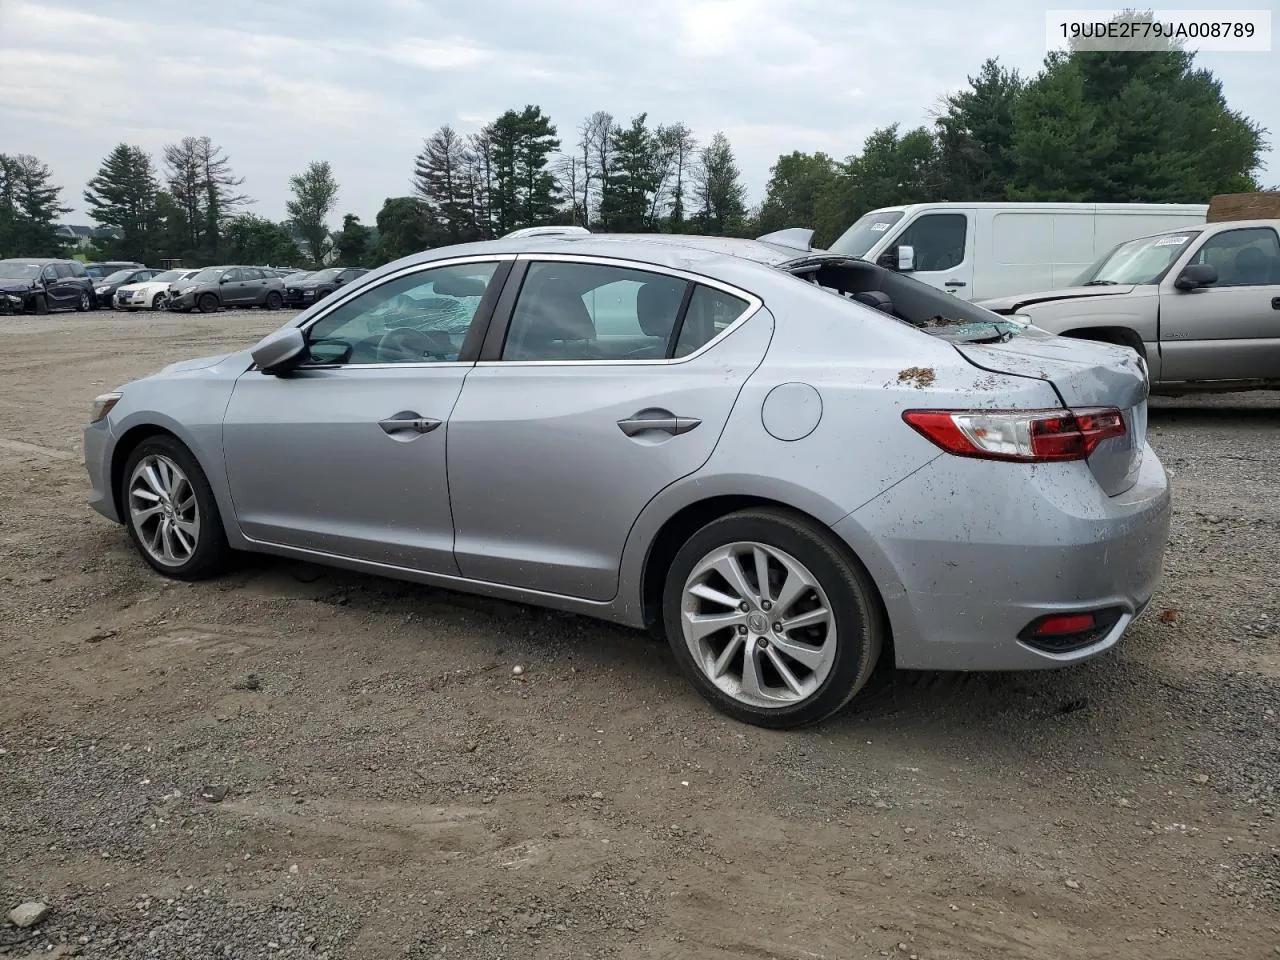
[870,222,891,232]
[1154,236,1189,246]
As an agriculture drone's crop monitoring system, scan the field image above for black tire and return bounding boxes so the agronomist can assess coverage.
[264,291,283,310]
[121,435,229,580]
[661,508,884,729]
[33,294,49,315]
[76,290,91,312]
[151,293,168,311]
[197,293,219,314]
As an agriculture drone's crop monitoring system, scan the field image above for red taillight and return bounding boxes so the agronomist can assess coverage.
[903,407,1126,463]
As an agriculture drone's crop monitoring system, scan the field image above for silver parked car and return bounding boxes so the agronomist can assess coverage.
[979,218,1280,393]
[84,233,1170,728]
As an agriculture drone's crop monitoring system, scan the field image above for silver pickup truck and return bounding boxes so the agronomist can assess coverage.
[978,218,1280,394]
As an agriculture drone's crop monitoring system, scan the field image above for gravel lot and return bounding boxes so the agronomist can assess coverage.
[1,308,1277,960]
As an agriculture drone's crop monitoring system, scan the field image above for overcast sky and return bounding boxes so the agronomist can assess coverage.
[1,0,1275,227]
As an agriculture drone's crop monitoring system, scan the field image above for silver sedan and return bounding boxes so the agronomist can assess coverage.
[84,232,1171,728]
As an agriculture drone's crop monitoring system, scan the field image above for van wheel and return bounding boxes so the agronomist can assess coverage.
[662,508,883,729]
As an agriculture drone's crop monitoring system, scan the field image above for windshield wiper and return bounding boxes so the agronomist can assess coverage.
[1081,280,1118,286]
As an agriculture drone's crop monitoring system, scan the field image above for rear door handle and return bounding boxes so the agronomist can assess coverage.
[617,412,701,437]
[378,412,441,435]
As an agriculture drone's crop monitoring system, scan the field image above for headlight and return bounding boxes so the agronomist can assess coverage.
[95,286,109,294]
[90,392,122,423]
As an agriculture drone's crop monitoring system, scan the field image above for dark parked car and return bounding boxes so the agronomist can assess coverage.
[93,267,162,307]
[282,267,368,307]
[85,261,144,281]
[167,266,285,313]
[0,258,96,314]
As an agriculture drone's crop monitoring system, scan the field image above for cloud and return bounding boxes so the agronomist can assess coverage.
[0,0,1274,227]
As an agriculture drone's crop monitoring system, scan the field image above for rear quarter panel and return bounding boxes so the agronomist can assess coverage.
[615,275,1064,617]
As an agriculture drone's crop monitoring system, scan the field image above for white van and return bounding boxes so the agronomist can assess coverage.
[827,202,1208,301]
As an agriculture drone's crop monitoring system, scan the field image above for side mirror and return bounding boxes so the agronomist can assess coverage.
[877,244,915,272]
[1174,263,1217,290]
[251,327,306,375]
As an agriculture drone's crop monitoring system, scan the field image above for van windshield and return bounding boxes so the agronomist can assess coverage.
[1074,231,1201,285]
[828,211,905,258]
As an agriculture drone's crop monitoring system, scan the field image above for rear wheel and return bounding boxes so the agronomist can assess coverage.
[662,508,883,728]
[197,293,219,314]
[122,435,228,580]
[265,291,283,310]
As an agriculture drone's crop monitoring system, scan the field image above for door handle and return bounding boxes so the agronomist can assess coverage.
[378,413,441,435]
[944,280,967,288]
[617,413,701,437]
[1271,297,1280,310]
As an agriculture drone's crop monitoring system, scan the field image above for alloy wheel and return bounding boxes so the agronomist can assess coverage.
[680,541,837,709]
[127,454,201,567]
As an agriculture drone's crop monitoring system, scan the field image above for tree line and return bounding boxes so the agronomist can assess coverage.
[0,34,1267,267]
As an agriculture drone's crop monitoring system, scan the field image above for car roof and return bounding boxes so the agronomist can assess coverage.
[407,233,808,273]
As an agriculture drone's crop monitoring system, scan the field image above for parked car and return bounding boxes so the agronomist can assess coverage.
[282,267,369,307]
[114,268,201,311]
[84,231,1168,728]
[84,261,145,281]
[166,266,285,313]
[832,202,1208,301]
[267,267,303,278]
[94,267,163,307]
[0,258,96,314]
[978,218,1280,393]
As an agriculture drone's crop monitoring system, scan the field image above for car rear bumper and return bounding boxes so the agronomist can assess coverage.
[84,419,120,522]
[831,447,1171,671]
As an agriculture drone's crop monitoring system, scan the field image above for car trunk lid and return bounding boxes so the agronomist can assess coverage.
[953,329,1150,496]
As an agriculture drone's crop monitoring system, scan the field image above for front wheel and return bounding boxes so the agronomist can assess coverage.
[76,291,92,312]
[197,293,219,314]
[33,294,49,315]
[151,293,169,311]
[662,508,883,729]
[122,435,229,580]
[264,291,283,310]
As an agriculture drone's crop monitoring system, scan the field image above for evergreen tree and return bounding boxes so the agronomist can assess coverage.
[163,136,249,258]
[601,114,658,232]
[934,59,1025,200]
[756,151,840,243]
[0,154,70,257]
[413,126,476,242]
[83,143,161,262]
[374,196,432,263]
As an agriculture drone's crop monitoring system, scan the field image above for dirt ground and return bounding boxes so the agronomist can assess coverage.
[1,309,1277,960]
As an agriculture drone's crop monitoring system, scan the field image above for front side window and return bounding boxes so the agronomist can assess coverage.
[55,263,76,279]
[894,213,968,272]
[502,262,689,361]
[1189,227,1280,287]
[304,261,499,365]
[41,266,57,282]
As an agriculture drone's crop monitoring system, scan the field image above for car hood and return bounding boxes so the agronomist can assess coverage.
[0,280,35,293]
[979,284,1138,313]
[118,280,165,293]
[159,352,236,373]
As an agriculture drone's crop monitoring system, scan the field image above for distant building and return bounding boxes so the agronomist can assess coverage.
[55,224,123,251]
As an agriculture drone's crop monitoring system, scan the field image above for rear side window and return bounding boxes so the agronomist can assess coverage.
[673,286,751,358]
[501,261,753,362]
[66,261,86,277]
[54,263,75,278]
[502,262,689,361]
